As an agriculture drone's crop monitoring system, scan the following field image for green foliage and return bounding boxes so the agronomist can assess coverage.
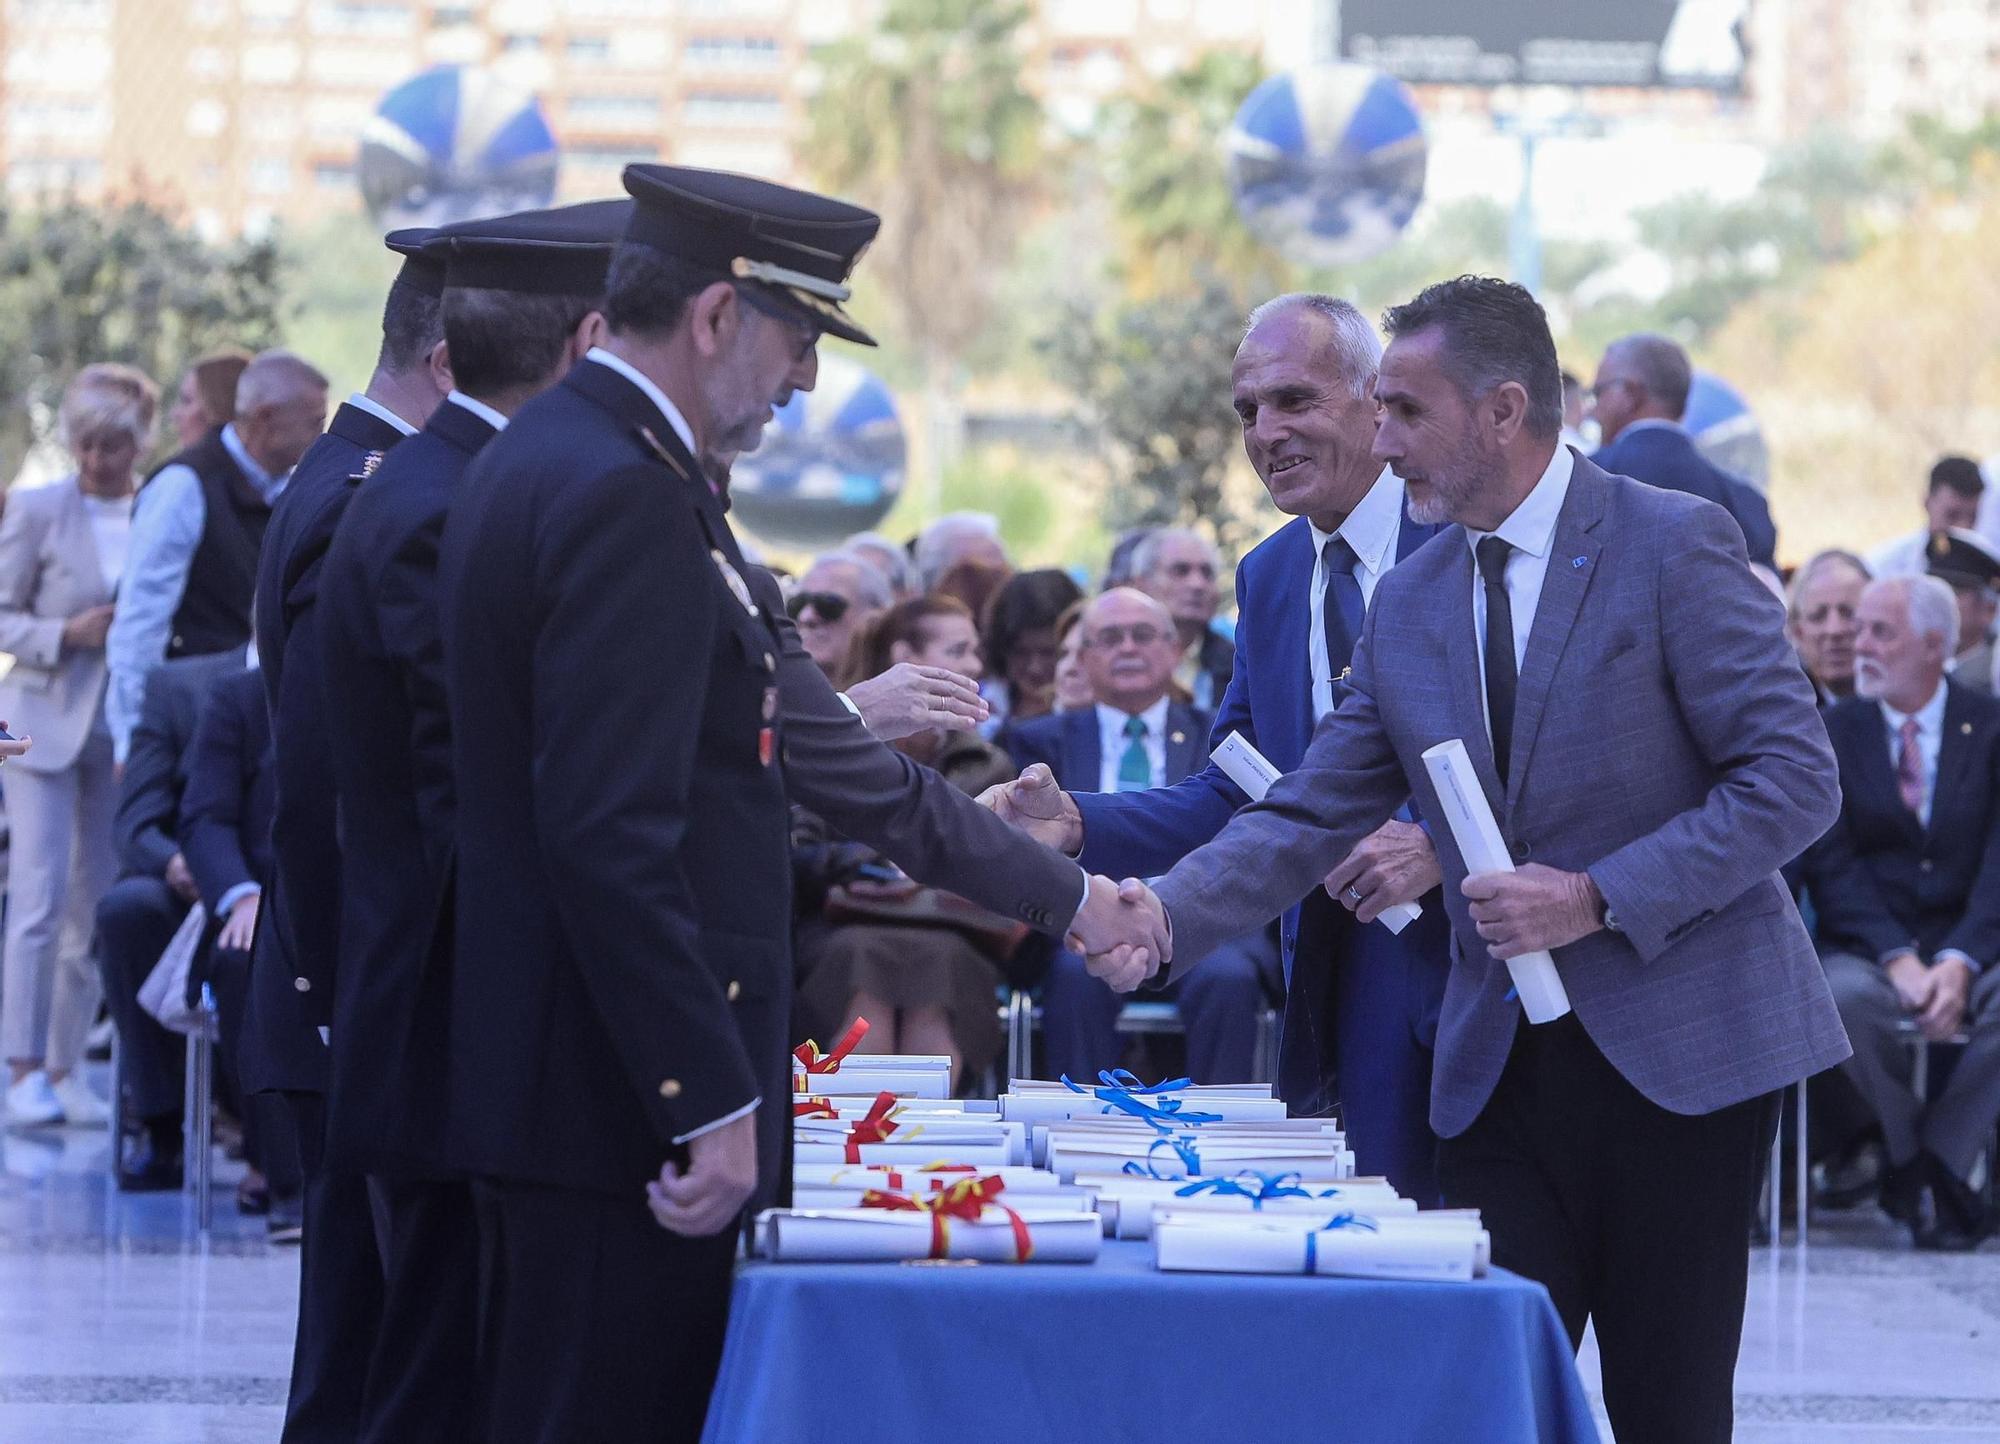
[805,0,1044,377]
[0,198,284,475]
[280,210,400,399]
[1038,272,1251,552]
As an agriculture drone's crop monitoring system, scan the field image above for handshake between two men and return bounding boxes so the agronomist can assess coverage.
[977,762,1448,994]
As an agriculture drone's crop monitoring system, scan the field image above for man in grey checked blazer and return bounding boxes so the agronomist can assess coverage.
[1084,278,1850,1444]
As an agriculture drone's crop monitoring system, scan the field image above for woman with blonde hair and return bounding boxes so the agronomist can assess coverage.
[0,361,158,1124]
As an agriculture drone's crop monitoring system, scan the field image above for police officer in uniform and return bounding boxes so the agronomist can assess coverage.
[437,166,884,1441]
[245,228,449,1443]
[316,200,628,1441]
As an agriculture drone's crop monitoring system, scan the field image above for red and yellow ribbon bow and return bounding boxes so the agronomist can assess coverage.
[841,1091,904,1164]
[793,1098,840,1120]
[794,1018,870,1082]
[858,1175,1034,1261]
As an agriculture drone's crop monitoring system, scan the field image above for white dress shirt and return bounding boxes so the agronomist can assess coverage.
[1308,465,1405,722]
[345,390,420,438]
[445,390,510,433]
[1880,679,1947,829]
[1866,528,1930,581]
[104,423,285,761]
[1466,444,1576,737]
[1095,697,1169,793]
[585,347,697,457]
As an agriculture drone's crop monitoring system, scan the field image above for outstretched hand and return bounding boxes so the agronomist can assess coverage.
[846,663,988,740]
[976,763,1084,854]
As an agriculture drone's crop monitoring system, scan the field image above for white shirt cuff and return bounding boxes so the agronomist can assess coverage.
[836,691,862,719]
[1936,948,1982,977]
[215,883,262,920]
[672,1095,761,1145]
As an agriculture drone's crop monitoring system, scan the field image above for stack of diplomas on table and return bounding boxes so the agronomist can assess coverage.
[790,1096,1027,1167]
[1083,1172,1412,1240]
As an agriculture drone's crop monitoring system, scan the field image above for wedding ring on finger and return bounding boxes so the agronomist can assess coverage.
[1346,886,1364,904]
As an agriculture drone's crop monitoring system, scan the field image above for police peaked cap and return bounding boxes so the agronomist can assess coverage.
[384,227,447,297]
[1927,527,2000,591]
[438,199,631,297]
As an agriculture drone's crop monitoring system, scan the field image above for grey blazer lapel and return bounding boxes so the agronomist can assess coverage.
[1505,461,1608,812]
[1436,536,1507,818]
[52,481,113,607]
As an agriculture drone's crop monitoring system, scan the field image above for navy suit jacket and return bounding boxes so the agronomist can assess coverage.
[1073,502,1452,1110]
[179,666,276,909]
[1592,422,1776,568]
[316,397,497,1176]
[1002,701,1210,793]
[1805,680,2000,966]
[114,648,246,882]
[245,401,411,1094]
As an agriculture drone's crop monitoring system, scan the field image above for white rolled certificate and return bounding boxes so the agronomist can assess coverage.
[1418,738,1572,1024]
[1212,731,1423,934]
[757,1207,1103,1263]
[1154,1213,1489,1280]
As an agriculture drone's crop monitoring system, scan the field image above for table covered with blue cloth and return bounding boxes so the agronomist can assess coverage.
[700,1238,1597,1444]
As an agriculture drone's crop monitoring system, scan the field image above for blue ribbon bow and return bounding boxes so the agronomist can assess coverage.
[1119,1136,1203,1179]
[1173,1170,1329,1209]
[1062,1070,1225,1134]
[1302,1211,1381,1273]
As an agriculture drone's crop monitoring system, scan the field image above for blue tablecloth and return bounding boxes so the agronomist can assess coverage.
[701,1239,1597,1444]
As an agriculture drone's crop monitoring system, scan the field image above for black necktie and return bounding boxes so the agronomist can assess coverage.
[1321,535,1364,690]
[1476,536,1518,784]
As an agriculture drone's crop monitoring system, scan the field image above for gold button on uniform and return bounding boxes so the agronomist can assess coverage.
[294,976,311,992]
[658,1079,683,1099]
[726,980,742,1002]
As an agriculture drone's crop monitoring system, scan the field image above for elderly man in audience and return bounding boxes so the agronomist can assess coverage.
[0,363,158,1126]
[97,645,247,1189]
[1787,550,1872,707]
[1805,574,2000,1250]
[1925,530,2000,694]
[1131,527,1235,713]
[1001,588,1278,1082]
[915,511,1008,592]
[792,548,893,677]
[105,349,328,763]
[843,530,920,600]
[1871,456,1986,579]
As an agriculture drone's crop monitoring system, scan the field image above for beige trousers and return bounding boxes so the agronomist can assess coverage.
[0,730,118,1072]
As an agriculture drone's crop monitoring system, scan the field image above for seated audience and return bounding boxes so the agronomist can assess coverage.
[843,530,919,600]
[0,362,158,1126]
[793,597,1022,1085]
[1871,456,1985,579]
[1589,332,1777,567]
[1101,527,1152,591]
[1050,599,1094,714]
[979,568,1083,736]
[914,511,1008,592]
[166,349,252,451]
[179,665,303,1239]
[1788,549,1872,707]
[98,646,247,1188]
[1804,575,2000,1251]
[1002,588,1279,1083]
[1926,529,2000,694]
[1131,527,1234,712]
[789,549,893,675]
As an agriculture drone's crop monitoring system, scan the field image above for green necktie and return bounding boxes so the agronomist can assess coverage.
[1117,714,1152,792]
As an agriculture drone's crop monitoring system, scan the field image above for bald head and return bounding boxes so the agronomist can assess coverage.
[233,349,329,476]
[1079,587,1180,715]
[1592,333,1691,445]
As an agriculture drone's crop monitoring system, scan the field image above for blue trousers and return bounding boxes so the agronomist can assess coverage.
[1041,928,1282,1084]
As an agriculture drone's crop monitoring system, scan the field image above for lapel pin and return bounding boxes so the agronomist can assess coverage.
[1170,730,1186,745]
[1571,555,1588,569]
[1963,722,1974,735]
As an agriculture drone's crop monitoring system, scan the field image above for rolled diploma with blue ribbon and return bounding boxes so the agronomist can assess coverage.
[1154,1212,1489,1280]
[1092,1177,1413,1239]
[1419,738,1572,1025]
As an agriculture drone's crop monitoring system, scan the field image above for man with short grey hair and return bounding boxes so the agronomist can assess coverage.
[1131,526,1234,712]
[1589,331,1776,567]
[982,290,1455,1203]
[106,348,330,759]
[914,511,1006,590]
[792,549,893,675]
[843,530,919,599]
[1807,573,2000,1251]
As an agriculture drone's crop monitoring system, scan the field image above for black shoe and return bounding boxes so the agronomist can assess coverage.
[116,1138,183,1193]
[1915,1154,1993,1252]
[1816,1136,1887,1210]
[1880,1159,1926,1226]
[266,1193,304,1245]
